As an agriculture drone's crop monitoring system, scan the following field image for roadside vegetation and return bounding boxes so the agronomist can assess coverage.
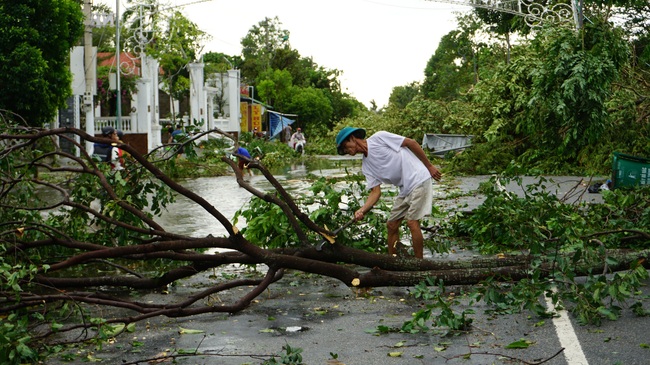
[1,0,649,364]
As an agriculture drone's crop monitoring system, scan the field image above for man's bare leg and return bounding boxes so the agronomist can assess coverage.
[407,219,424,258]
[387,219,401,256]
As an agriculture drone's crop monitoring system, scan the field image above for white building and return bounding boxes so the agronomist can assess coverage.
[63,46,243,156]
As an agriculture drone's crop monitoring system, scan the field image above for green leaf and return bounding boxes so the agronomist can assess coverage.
[104,323,125,336]
[605,257,619,266]
[505,339,532,349]
[597,307,618,320]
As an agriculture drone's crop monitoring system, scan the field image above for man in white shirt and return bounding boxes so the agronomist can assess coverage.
[291,127,305,143]
[335,127,441,258]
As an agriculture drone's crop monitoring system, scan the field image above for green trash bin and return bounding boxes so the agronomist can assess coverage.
[611,152,650,189]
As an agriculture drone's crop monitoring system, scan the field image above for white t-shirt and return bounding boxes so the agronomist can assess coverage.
[111,146,124,171]
[362,131,431,197]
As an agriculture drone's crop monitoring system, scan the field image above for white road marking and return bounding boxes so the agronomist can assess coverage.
[545,292,590,365]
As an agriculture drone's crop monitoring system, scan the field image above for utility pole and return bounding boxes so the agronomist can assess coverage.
[574,0,584,30]
[116,0,122,130]
[83,0,95,153]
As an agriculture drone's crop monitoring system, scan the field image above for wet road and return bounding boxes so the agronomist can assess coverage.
[53,158,648,365]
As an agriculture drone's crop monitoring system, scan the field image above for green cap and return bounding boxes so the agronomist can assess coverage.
[335,127,366,155]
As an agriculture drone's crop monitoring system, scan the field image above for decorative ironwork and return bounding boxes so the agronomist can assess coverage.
[424,0,577,28]
[90,12,114,27]
[119,0,159,76]
[520,0,575,28]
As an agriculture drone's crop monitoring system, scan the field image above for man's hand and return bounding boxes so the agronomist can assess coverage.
[356,186,382,221]
[428,165,442,181]
[402,138,442,182]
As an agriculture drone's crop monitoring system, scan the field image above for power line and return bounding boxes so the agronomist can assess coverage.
[159,0,216,11]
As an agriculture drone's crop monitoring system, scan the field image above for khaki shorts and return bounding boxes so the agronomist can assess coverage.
[388,179,433,222]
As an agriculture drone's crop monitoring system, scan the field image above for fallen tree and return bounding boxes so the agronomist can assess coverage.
[1,123,648,363]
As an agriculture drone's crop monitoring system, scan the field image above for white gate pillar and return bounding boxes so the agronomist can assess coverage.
[135,78,153,150]
[227,69,241,134]
[142,55,161,150]
[189,63,207,134]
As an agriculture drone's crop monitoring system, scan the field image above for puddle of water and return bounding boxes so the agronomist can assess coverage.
[156,175,251,238]
[157,156,362,238]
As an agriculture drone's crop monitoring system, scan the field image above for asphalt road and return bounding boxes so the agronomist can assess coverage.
[46,176,648,365]
[49,270,649,365]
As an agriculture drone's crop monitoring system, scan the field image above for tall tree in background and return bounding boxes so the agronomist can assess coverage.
[122,7,209,120]
[473,5,531,64]
[526,20,629,155]
[240,16,361,133]
[240,16,290,82]
[421,15,482,101]
[156,11,209,119]
[388,82,421,110]
[453,17,631,173]
[0,0,83,126]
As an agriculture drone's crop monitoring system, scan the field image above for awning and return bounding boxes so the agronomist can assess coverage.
[269,111,297,139]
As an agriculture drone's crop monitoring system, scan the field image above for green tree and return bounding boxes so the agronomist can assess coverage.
[240,16,360,133]
[473,2,531,64]
[202,51,242,74]
[256,68,294,108]
[138,10,210,119]
[421,15,479,101]
[283,86,333,134]
[388,82,421,110]
[450,17,631,174]
[0,0,83,126]
[525,20,629,156]
[240,16,290,80]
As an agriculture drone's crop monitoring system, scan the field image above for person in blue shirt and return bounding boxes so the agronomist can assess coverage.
[168,125,185,142]
[234,144,254,176]
[167,125,186,157]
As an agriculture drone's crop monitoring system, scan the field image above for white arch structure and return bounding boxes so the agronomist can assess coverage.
[424,0,581,29]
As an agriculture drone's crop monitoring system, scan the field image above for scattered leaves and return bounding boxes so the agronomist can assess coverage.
[505,339,534,349]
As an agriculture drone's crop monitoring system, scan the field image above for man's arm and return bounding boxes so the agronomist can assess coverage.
[402,138,442,181]
[355,185,381,221]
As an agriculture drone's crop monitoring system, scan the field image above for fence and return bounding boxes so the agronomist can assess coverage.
[94,117,132,134]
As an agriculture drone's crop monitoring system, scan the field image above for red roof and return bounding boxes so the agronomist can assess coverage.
[97,52,163,76]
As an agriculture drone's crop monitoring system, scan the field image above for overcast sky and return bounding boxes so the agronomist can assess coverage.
[103,0,469,108]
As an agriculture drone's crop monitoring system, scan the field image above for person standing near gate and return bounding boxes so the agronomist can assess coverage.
[335,127,441,258]
[92,126,124,171]
[167,124,186,158]
[280,125,292,146]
